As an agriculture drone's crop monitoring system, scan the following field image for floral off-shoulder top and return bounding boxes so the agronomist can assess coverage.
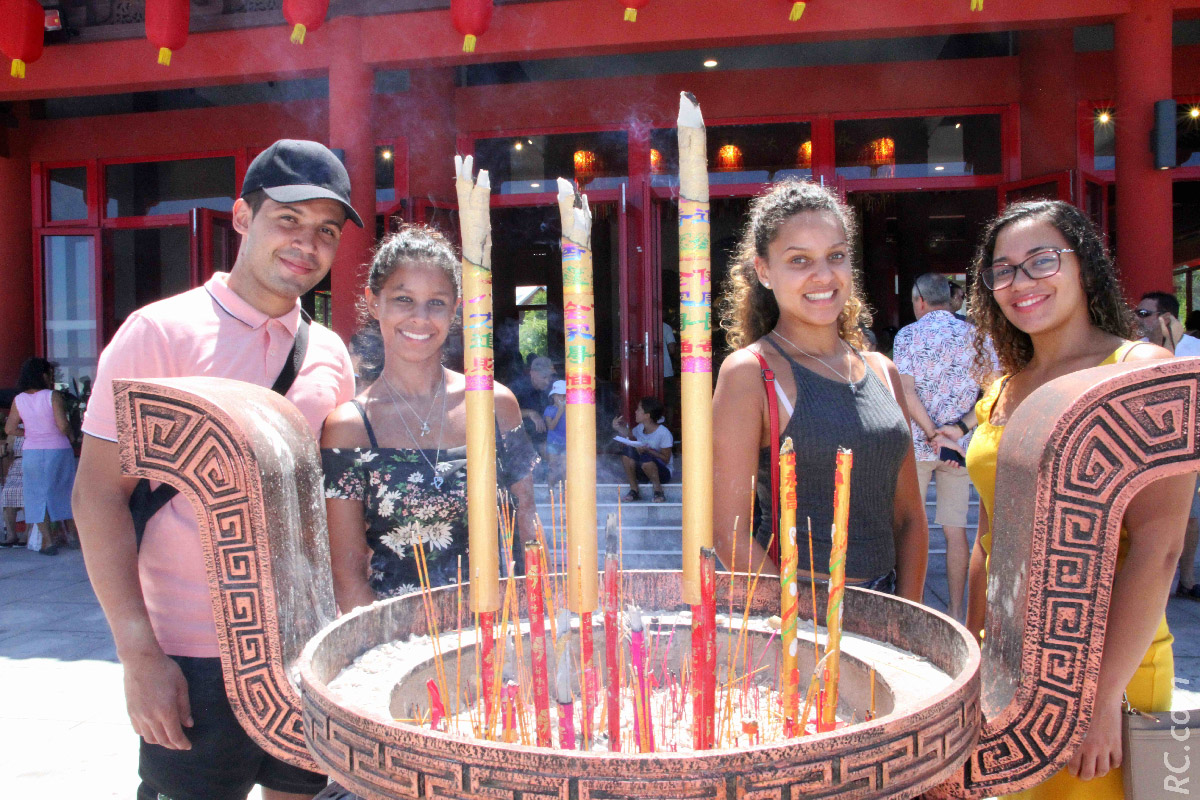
[322,400,538,598]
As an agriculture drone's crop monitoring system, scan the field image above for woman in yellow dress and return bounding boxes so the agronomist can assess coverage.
[962,200,1195,797]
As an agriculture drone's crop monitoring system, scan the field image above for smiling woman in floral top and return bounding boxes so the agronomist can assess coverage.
[321,225,538,610]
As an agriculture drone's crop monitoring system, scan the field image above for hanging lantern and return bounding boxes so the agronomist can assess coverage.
[0,0,44,79]
[716,144,744,172]
[283,0,329,44]
[146,0,190,66]
[650,148,664,174]
[622,0,650,22]
[865,137,895,168]
[574,150,599,186]
[797,140,812,170]
[786,0,806,21]
[452,0,493,53]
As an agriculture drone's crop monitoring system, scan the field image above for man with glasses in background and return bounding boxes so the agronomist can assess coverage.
[1136,291,1200,356]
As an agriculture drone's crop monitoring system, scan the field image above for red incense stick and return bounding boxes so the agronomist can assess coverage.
[695,546,717,749]
[479,611,496,732]
[525,541,552,747]
[603,519,621,750]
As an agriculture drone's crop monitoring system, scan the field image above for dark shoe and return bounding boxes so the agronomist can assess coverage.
[652,489,666,503]
[622,488,641,502]
[38,545,58,556]
[0,537,16,548]
[1178,582,1198,599]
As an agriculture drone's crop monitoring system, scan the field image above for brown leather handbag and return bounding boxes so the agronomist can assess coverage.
[1121,697,1200,798]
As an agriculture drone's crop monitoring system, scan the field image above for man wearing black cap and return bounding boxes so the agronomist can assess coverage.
[73,140,362,800]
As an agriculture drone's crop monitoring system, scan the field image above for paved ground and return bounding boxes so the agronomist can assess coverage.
[4,540,1200,797]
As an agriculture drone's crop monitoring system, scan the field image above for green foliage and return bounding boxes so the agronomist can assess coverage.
[519,309,548,362]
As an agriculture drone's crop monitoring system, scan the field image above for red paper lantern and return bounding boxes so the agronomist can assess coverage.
[716,144,744,172]
[622,0,650,22]
[452,0,493,53]
[797,140,812,169]
[146,0,190,66]
[574,150,599,186]
[0,0,44,79]
[786,0,806,21]
[284,0,329,44]
[649,148,664,174]
[865,137,895,168]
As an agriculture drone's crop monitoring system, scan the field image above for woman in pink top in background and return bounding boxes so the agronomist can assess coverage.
[5,358,77,555]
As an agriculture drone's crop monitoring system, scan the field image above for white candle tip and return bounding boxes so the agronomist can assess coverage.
[627,605,644,631]
[556,177,574,201]
[476,169,490,190]
[678,91,704,128]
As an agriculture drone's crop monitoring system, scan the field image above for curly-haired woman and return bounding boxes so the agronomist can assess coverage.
[964,200,1195,796]
[322,225,539,610]
[711,180,929,601]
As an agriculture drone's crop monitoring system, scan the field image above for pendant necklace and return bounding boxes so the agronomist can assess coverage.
[381,370,450,489]
[381,370,444,437]
[771,330,858,392]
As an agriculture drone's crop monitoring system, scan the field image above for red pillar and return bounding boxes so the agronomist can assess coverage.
[328,16,375,342]
[1018,29,1076,178]
[0,129,33,385]
[1114,0,1173,302]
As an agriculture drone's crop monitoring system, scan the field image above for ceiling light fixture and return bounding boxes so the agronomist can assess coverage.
[515,141,523,151]
[381,150,392,160]
[703,59,718,68]
[1097,111,1112,124]
[1190,107,1200,119]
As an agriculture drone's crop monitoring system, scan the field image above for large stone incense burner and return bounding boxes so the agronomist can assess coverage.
[113,357,1200,799]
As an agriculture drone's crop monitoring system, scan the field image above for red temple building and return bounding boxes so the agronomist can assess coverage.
[1,0,1198,411]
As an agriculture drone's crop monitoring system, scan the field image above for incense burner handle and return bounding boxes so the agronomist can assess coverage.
[931,358,1200,798]
[114,377,335,772]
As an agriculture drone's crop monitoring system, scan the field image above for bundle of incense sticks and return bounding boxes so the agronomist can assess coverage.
[629,606,654,752]
[557,178,598,749]
[454,154,499,723]
[820,447,853,732]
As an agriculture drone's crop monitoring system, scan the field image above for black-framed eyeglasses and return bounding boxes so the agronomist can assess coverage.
[981,248,1075,291]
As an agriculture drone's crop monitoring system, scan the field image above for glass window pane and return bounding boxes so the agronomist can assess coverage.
[1093,110,1116,171]
[43,235,97,386]
[516,285,547,306]
[835,114,1002,179]
[108,227,192,328]
[474,131,628,195]
[105,157,235,217]
[376,145,396,205]
[49,167,88,221]
[650,121,813,187]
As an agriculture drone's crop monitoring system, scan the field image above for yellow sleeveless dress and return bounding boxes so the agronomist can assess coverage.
[965,342,1174,800]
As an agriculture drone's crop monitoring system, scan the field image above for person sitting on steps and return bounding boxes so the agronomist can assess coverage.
[613,396,673,503]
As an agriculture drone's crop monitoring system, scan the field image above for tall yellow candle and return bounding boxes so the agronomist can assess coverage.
[821,447,853,729]
[557,178,598,614]
[778,438,799,736]
[455,154,499,614]
[677,91,713,605]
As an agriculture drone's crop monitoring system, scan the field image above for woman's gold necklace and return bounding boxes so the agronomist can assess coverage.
[771,330,857,392]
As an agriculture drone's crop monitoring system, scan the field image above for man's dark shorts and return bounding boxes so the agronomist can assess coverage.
[137,656,326,800]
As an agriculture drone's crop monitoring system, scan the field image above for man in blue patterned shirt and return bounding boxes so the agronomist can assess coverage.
[893,273,995,620]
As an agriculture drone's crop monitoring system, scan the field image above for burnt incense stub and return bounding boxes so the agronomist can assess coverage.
[114,377,335,772]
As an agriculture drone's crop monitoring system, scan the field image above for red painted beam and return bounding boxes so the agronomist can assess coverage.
[0,0,1131,101]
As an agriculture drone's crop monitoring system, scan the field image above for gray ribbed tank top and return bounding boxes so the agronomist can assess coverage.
[754,336,911,580]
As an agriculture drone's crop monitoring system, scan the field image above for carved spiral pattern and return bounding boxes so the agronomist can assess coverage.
[116,385,320,772]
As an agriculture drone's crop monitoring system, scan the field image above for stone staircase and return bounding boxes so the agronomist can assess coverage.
[531,482,979,570]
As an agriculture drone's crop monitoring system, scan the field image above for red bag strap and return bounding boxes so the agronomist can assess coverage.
[751,350,782,565]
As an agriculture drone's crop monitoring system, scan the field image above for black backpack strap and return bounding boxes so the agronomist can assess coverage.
[130,311,311,549]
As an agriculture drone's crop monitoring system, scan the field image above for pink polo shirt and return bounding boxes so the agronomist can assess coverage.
[83,273,354,657]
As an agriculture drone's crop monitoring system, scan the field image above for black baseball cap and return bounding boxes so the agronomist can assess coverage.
[241,139,364,227]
